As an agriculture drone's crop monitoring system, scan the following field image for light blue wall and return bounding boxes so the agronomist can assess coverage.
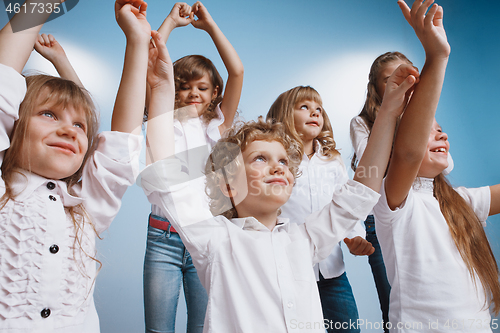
[2,0,499,332]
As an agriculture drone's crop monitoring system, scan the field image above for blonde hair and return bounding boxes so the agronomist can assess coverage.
[434,173,500,314]
[1,74,101,277]
[173,55,223,124]
[205,118,301,219]
[266,86,339,160]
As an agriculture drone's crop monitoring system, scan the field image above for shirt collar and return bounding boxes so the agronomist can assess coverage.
[230,215,290,231]
[11,169,84,207]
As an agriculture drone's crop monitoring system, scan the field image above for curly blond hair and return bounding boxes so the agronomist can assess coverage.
[204,118,301,219]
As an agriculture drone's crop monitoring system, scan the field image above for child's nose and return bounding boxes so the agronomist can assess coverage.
[58,123,78,139]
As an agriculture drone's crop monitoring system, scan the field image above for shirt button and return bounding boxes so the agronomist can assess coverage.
[41,308,51,318]
[49,195,56,201]
[287,302,293,308]
[49,245,59,254]
[46,182,55,190]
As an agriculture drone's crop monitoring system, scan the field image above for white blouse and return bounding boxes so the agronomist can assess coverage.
[139,158,380,333]
[150,105,224,218]
[0,64,142,333]
[280,148,365,280]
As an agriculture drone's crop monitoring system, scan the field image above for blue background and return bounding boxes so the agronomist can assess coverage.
[2,0,499,332]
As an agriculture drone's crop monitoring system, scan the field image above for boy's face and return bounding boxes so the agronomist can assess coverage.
[227,140,294,216]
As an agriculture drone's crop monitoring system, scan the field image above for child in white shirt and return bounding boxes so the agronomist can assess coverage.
[140,31,419,331]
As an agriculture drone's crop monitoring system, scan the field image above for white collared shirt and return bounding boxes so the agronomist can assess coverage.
[281,148,365,280]
[139,158,380,333]
[150,105,224,218]
[0,64,142,333]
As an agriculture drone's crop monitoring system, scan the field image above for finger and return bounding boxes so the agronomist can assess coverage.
[424,3,439,28]
[433,5,444,28]
[397,0,412,26]
[139,1,147,16]
[48,34,55,45]
[42,33,50,46]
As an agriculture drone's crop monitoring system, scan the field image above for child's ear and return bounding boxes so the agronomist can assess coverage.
[219,180,237,198]
[212,86,219,100]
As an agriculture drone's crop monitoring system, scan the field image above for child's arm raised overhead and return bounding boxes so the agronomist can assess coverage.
[157,2,193,42]
[0,0,64,72]
[145,30,175,164]
[191,1,244,132]
[112,0,151,134]
[384,0,450,210]
[34,33,84,88]
[353,63,419,192]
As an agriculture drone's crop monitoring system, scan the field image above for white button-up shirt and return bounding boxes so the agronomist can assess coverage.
[281,150,365,280]
[0,64,142,333]
[139,158,379,333]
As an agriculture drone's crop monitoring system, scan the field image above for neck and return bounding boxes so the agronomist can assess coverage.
[303,139,314,159]
[236,206,279,231]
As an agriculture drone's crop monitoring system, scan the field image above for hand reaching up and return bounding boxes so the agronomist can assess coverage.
[147,31,174,92]
[191,1,216,32]
[115,0,151,42]
[380,63,420,118]
[398,0,450,59]
[34,34,66,64]
[168,2,194,28]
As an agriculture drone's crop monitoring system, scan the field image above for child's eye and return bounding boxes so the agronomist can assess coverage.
[279,159,289,166]
[300,105,308,110]
[199,87,208,91]
[316,108,322,113]
[41,111,56,119]
[254,155,265,162]
[180,85,190,90]
[74,122,86,132]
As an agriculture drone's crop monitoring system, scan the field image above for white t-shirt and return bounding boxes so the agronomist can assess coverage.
[280,148,365,280]
[373,177,492,333]
[139,158,380,333]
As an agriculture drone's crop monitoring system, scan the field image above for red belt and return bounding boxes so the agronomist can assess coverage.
[149,215,177,233]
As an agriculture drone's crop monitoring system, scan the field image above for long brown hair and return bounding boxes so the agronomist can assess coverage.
[1,74,102,278]
[351,52,412,170]
[173,55,223,124]
[434,173,500,314]
[266,86,339,160]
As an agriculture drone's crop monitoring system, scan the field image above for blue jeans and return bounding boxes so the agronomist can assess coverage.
[318,272,360,333]
[143,215,208,333]
[364,215,391,333]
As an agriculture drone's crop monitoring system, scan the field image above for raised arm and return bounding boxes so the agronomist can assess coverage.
[112,0,151,134]
[145,30,175,165]
[384,0,450,210]
[353,63,419,192]
[489,185,500,216]
[0,0,64,72]
[157,2,193,42]
[191,1,244,133]
[34,33,84,87]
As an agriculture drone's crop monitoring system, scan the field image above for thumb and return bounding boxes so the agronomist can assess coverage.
[396,75,416,95]
[343,237,351,245]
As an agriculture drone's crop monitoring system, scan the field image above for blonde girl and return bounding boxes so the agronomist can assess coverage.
[266,86,375,333]
[373,1,500,332]
[143,2,244,332]
[0,1,151,331]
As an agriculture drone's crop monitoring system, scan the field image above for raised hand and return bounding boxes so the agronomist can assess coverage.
[380,63,420,118]
[34,34,65,63]
[168,2,194,28]
[398,0,450,59]
[344,237,375,256]
[191,1,215,32]
[147,31,174,91]
[115,0,151,41]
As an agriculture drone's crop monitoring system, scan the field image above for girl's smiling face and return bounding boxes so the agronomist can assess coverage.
[17,94,89,180]
[176,73,218,116]
[293,99,324,142]
[418,119,450,178]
